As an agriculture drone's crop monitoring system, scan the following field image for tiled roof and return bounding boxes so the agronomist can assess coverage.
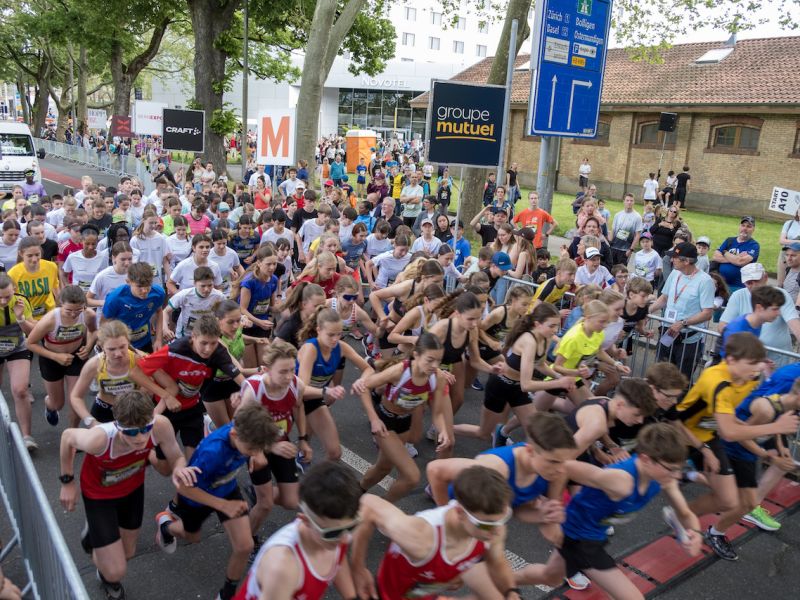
[411,37,800,107]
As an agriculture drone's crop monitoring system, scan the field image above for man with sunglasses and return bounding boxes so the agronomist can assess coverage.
[352,466,519,600]
[155,403,281,600]
[514,424,703,600]
[59,391,189,600]
[236,462,361,600]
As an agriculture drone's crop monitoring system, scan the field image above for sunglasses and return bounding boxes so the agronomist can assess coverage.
[459,503,512,530]
[655,459,683,475]
[300,502,360,541]
[115,420,154,437]
[341,294,358,302]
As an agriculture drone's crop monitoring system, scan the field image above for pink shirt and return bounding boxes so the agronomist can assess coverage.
[187,214,211,236]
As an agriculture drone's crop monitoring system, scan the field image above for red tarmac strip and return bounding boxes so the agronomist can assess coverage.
[40,166,83,189]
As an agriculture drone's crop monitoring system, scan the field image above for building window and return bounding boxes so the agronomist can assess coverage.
[478,22,489,34]
[453,40,464,54]
[706,117,763,155]
[791,125,800,157]
[405,7,416,21]
[476,44,487,57]
[634,119,677,149]
[455,16,466,30]
[402,32,415,46]
[431,11,442,25]
[429,37,440,50]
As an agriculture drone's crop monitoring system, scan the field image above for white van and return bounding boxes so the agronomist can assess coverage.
[0,123,45,196]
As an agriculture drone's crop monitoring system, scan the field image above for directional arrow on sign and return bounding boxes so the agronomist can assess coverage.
[566,79,592,130]
[548,75,557,128]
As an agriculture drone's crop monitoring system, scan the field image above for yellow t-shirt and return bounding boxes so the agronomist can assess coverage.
[8,260,59,320]
[529,277,571,311]
[552,319,605,379]
[675,362,759,443]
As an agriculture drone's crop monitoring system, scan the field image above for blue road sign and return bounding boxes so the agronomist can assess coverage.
[528,0,612,137]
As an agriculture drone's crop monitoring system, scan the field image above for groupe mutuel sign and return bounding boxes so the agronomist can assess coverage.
[434,106,496,142]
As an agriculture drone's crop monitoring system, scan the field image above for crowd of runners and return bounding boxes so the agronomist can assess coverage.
[0,151,797,600]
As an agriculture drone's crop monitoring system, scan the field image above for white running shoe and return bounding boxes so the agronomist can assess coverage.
[405,443,418,458]
[565,571,591,590]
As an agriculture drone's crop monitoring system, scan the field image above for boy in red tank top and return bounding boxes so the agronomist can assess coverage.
[236,462,362,600]
[351,466,520,600]
[59,391,189,600]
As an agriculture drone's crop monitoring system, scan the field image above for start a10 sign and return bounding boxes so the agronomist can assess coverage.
[528,0,612,138]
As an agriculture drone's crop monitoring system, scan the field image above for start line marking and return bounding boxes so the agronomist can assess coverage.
[339,445,552,593]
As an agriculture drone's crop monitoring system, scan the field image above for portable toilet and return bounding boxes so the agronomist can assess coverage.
[345,129,377,174]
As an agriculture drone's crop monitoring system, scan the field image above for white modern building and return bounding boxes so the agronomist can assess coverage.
[151,1,532,139]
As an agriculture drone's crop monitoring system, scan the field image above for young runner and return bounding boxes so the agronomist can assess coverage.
[167,234,223,295]
[355,333,452,500]
[235,461,362,600]
[61,224,106,292]
[101,263,166,352]
[8,236,59,321]
[386,282,445,355]
[514,424,703,600]
[165,215,192,269]
[296,307,373,461]
[0,273,36,448]
[236,245,279,365]
[273,282,326,348]
[352,466,520,600]
[238,339,310,539]
[163,266,225,339]
[209,229,243,297]
[59,391,188,600]
[130,209,172,289]
[154,403,280,600]
[27,285,97,428]
[326,276,378,385]
[86,242,135,314]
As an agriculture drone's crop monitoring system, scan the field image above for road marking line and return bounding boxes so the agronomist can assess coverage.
[340,445,551,592]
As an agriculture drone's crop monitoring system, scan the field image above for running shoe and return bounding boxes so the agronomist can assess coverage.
[360,335,372,357]
[248,534,263,564]
[23,435,38,451]
[565,571,591,590]
[426,426,438,442]
[296,452,307,474]
[606,525,615,536]
[44,406,59,427]
[96,570,126,600]
[155,511,177,554]
[80,521,92,554]
[423,483,434,501]
[203,413,216,437]
[471,377,484,391]
[491,425,510,448]
[743,505,781,531]
[704,527,738,561]
[405,443,418,458]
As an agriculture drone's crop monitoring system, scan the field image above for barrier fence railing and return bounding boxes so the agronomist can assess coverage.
[35,139,155,195]
[500,275,800,385]
[0,391,88,600]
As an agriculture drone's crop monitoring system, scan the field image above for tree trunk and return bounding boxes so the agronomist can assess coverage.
[110,40,134,117]
[54,87,70,141]
[77,45,88,129]
[459,0,531,230]
[16,76,30,124]
[295,0,365,187]
[188,0,240,176]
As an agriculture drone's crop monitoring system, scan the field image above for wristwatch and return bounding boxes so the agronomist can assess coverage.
[59,474,75,484]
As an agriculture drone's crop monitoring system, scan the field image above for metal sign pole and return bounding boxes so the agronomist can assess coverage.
[455,165,465,227]
[497,19,518,190]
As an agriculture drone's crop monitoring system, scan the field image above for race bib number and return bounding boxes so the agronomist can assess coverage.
[177,381,201,399]
[100,379,136,396]
[396,393,427,410]
[130,324,149,341]
[77,280,92,292]
[253,300,270,315]
[0,336,20,354]
[32,305,46,317]
[101,459,146,487]
[616,229,630,241]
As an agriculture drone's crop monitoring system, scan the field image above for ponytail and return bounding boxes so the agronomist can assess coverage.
[298,306,341,344]
[503,302,558,354]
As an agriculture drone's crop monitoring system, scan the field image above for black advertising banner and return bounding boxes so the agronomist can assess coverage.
[162,108,205,153]
[426,81,506,167]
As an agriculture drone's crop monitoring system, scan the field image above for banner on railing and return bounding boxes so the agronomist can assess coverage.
[770,186,800,217]
[87,109,107,131]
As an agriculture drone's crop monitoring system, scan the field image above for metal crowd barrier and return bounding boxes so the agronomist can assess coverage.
[500,274,800,386]
[36,139,155,195]
[0,392,88,599]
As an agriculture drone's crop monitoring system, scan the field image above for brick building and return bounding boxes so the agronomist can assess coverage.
[411,36,800,219]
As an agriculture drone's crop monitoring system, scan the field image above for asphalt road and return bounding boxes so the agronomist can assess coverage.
[0,156,794,599]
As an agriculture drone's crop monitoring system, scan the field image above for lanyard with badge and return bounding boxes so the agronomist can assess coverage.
[662,274,690,347]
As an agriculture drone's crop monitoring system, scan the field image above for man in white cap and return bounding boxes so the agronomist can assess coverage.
[720,262,800,365]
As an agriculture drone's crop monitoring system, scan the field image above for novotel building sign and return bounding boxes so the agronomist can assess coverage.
[426,80,506,168]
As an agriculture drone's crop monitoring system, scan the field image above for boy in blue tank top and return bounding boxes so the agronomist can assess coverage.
[514,423,703,600]
[427,413,576,541]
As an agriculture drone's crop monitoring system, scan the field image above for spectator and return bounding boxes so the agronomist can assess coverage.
[642,172,659,204]
[367,171,388,199]
[399,172,424,228]
[566,217,612,269]
[649,242,715,379]
[578,157,591,192]
[470,204,509,247]
[411,196,438,237]
[575,247,612,288]
[329,154,346,187]
[720,263,800,364]
[609,193,643,266]
[712,216,760,292]
[782,242,800,305]
[575,198,607,240]
[695,236,711,273]
[658,170,678,206]
[379,198,403,238]
[482,172,497,206]
[512,191,557,249]
[505,161,520,205]
[632,231,661,282]
[649,204,683,256]
[674,165,691,208]
[777,206,800,286]
[451,220,471,270]
[247,164,271,194]
[571,183,597,215]
[718,285,784,358]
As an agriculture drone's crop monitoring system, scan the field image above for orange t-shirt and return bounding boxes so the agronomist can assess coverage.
[513,208,554,248]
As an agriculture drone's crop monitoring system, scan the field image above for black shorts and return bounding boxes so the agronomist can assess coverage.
[155,403,205,459]
[376,402,412,435]
[243,325,270,339]
[172,488,246,534]
[579,176,589,188]
[729,456,758,488]
[548,378,585,397]
[201,378,240,403]
[483,374,531,414]
[479,345,501,363]
[91,397,115,423]
[304,397,326,415]
[675,188,687,203]
[82,485,145,549]
[0,349,32,365]
[337,355,346,371]
[558,536,616,577]
[687,437,734,476]
[39,352,86,380]
[250,453,299,486]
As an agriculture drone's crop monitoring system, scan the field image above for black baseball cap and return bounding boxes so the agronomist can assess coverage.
[666,242,698,260]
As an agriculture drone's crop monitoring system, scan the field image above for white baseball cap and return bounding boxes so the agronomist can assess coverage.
[740,262,766,283]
